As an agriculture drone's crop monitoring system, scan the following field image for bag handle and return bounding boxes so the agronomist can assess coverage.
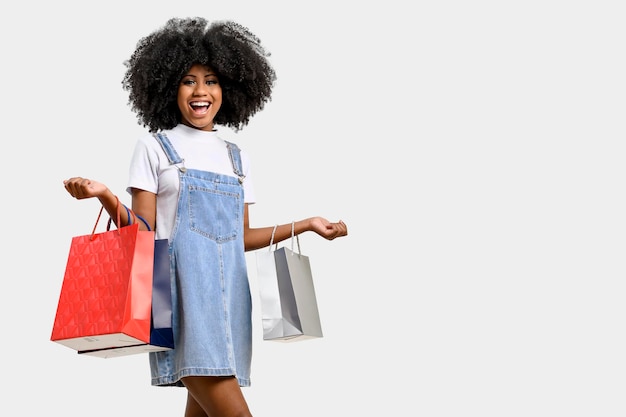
[90,206,105,241]
[269,225,278,249]
[135,214,152,231]
[90,197,137,240]
[290,221,302,256]
[268,222,302,256]
[109,203,152,232]
[106,197,137,231]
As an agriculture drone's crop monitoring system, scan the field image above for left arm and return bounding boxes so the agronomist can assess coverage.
[243,204,348,251]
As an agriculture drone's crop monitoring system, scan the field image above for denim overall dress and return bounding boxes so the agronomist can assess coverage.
[149,132,252,387]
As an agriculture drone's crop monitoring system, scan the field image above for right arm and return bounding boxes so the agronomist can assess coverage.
[63,177,152,231]
[131,187,157,231]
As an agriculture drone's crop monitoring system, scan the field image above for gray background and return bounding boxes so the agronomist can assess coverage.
[2,1,624,415]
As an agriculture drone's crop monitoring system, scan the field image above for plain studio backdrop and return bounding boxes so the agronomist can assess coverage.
[1,1,624,416]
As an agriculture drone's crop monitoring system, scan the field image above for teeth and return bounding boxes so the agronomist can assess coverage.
[191,102,209,106]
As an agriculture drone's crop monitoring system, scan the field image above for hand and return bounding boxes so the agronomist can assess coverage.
[63,177,108,200]
[309,217,348,241]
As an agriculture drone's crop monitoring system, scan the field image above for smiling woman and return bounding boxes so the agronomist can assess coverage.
[60,16,348,417]
[121,18,276,134]
[177,64,223,131]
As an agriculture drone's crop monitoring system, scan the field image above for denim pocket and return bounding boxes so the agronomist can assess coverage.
[187,184,240,242]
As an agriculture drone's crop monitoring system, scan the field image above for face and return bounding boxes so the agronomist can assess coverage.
[177,64,222,131]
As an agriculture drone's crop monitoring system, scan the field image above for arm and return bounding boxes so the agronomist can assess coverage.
[131,188,157,231]
[63,177,153,231]
[63,177,130,227]
[243,204,348,252]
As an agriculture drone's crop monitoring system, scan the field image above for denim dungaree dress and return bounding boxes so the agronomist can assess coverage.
[149,132,252,387]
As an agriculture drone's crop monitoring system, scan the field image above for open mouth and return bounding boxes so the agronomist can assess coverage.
[190,101,210,113]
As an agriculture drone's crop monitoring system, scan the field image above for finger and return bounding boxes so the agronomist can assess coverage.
[64,178,92,198]
[64,177,87,185]
[64,177,83,190]
[336,221,347,236]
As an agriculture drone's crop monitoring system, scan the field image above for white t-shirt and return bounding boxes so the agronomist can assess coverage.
[126,124,255,240]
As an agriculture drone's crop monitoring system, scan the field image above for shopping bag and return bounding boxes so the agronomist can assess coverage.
[77,237,175,358]
[255,225,323,342]
[51,203,172,357]
[147,238,174,349]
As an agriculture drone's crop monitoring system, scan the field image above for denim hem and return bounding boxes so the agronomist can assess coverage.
[151,367,251,387]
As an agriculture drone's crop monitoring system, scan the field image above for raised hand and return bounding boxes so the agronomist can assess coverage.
[308,217,348,240]
[63,177,108,200]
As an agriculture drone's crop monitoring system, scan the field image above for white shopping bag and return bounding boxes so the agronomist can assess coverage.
[255,226,323,342]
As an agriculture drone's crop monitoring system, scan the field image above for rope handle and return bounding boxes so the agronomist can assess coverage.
[106,197,137,231]
[269,224,278,250]
[135,214,151,231]
[89,197,136,240]
[89,206,105,240]
[267,221,301,256]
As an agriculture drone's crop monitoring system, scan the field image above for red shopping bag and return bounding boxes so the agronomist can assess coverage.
[51,202,155,354]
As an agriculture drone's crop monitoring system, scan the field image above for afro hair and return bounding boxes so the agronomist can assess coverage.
[122,17,276,132]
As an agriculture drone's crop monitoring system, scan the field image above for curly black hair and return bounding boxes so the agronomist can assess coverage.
[122,17,276,133]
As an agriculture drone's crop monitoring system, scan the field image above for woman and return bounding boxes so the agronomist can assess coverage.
[63,17,347,417]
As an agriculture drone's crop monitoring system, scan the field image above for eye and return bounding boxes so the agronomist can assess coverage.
[182,79,196,86]
[206,79,219,86]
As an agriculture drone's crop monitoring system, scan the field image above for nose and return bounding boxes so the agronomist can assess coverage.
[193,82,208,95]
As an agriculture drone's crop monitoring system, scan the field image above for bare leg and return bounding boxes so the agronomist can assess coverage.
[182,376,252,417]
[184,391,208,417]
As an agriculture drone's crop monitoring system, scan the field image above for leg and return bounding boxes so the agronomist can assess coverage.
[184,392,208,417]
[182,376,252,417]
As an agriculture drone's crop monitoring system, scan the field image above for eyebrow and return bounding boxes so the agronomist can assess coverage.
[182,73,217,78]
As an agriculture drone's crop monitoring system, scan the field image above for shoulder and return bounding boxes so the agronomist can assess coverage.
[136,132,157,146]
[129,131,173,167]
[224,140,252,167]
[135,128,180,153]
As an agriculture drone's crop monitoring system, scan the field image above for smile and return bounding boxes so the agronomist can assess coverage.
[190,101,210,113]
